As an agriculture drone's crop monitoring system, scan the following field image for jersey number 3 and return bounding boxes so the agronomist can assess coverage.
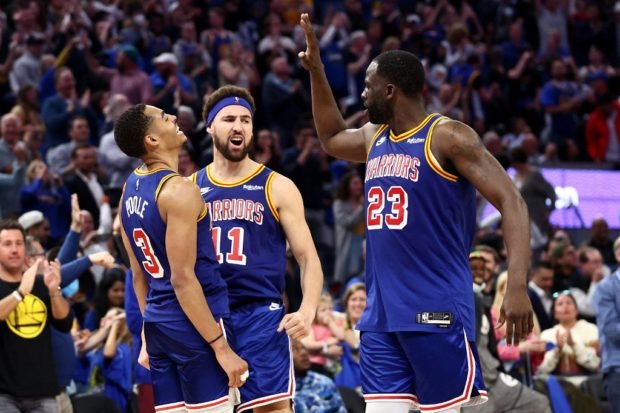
[367,186,408,230]
[212,226,247,265]
[133,229,164,278]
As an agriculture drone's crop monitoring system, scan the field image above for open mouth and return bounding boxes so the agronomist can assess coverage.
[230,135,244,147]
[176,125,182,134]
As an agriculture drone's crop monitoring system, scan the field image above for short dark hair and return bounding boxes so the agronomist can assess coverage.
[203,86,256,124]
[114,104,151,158]
[71,143,95,159]
[374,50,425,97]
[0,219,26,241]
[510,147,528,164]
[69,115,88,130]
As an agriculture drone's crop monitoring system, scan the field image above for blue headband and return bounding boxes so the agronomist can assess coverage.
[207,96,254,126]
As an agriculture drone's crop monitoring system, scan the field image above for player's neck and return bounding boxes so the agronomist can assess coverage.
[389,98,428,136]
[211,154,257,181]
[142,153,179,173]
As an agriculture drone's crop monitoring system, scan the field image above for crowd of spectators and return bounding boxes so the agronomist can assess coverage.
[0,0,619,412]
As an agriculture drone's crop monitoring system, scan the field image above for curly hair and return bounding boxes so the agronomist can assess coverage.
[374,50,425,97]
[114,104,152,158]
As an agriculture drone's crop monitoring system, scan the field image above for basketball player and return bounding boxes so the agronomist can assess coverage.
[192,86,323,413]
[298,14,534,413]
[115,104,248,413]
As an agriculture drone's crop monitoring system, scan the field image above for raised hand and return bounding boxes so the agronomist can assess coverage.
[70,194,83,232]
[19,258,43,295]
[43,260,62,291]
[88,251,116,268]
[298,13,323,72]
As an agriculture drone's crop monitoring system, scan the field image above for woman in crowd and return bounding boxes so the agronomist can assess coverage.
[537,291,600,386]
[83,267,126,331]
[332,172,365,282]
[21,159,71,243]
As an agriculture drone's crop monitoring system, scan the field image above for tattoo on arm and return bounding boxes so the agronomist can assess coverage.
[448,123,489,184]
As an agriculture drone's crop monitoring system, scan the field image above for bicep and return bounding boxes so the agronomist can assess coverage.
[444,122,519,208]
[161,184,202,275]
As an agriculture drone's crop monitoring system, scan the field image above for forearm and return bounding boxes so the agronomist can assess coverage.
[500,193,530,287]
[103,323,119,358]
[60,256,91,287]
[50,290,71,320]
[308,67,347,143]
[133,272,148,315]
[0,293,21,321]
[58,230,81,263]
[172,274,223,343]
[297,255,323,317]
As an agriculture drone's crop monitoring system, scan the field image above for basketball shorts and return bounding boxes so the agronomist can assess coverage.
[360,319,487,413]
[230,300,295,413]
[144,317,235,412]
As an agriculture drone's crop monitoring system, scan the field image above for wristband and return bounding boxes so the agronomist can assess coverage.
[12,290,24,302]
[208,332,224,345]
[322,342,329,354]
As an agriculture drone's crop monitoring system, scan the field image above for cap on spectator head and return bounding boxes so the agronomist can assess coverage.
[406,14,421,25]
[153,52,178,66]
[26,32,45,46]
[469,251,487,262]
[18,211,44,230]
[119,45,140,64]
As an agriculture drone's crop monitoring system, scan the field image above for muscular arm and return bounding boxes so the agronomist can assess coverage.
[299,14,376,162]
[272,174,323,317]
[159,178,227,346]
[433,120,533,342]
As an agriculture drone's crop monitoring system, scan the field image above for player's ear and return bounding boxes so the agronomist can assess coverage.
[385,84,395,100]
[144,133,159,150]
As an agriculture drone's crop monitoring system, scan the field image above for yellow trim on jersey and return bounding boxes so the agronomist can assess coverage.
[154,173,179,201]
[197,204,208,222]
[367,124,389,148]
[389,113,438,142]
[265,172,280,222]
[206,164,266,187]
[424,116,459,182]
[134,166,170,176]
[190,172,198,183]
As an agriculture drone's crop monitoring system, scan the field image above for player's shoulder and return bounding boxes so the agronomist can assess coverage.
[158,175,201,202]
[431,118,482,157]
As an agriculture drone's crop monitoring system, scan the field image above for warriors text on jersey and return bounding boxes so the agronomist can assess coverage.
[358,113,478,338]
[121,167,228,322]
[192,164,287,309]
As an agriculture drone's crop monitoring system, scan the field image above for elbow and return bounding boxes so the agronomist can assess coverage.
[170,270,193,290]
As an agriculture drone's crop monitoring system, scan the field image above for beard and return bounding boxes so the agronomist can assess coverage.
[367,99,393,124]
[213,135,249,162]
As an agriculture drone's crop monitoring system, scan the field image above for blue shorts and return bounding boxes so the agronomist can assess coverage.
[144,318,234,412]
[360,323,487,412]
[230,300,294,412]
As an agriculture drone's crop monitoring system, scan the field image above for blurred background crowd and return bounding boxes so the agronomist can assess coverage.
[0,0,619,412]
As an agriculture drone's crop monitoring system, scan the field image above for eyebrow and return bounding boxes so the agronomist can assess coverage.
[160,110,165,119]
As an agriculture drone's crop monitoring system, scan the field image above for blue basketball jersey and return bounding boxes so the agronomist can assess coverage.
[192,164,287,308]
[121,167,229,322]
[358,114,477,338]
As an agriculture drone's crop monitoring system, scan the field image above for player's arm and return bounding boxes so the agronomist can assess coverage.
[118,203,152,368]
[119,207,148,316]
[298,13,378,162]
[433,119,533,344]
[159,177,247,387]
[271,174,323,339]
